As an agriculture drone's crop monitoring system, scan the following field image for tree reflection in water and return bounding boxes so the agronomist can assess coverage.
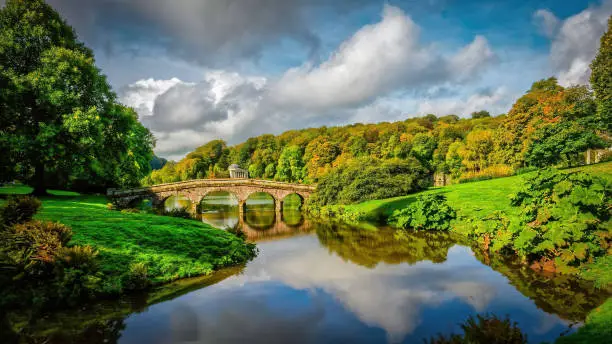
[316,222,457,268]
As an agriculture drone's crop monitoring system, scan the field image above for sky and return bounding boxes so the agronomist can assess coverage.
[3,0,611,160]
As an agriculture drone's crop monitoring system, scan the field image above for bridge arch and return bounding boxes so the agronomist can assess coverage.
[282,193,304,210]
[198,190,239,214]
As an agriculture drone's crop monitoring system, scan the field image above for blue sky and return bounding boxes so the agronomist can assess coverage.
[7,0,609,159]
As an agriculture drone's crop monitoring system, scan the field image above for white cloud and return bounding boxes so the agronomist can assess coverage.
[533,9,560,38]
[271,5,495,111]
[119,78,183,118]
[541,0,612,86]
[44,0,370,67]
[119,72,267,159]
[450,36,495,82]
[416,87,510,116]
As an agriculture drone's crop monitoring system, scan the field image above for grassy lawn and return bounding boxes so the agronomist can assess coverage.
[0,193,256,292]
[345,161,612,222]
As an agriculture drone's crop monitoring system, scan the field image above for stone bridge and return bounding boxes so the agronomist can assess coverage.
[107,178,316,213]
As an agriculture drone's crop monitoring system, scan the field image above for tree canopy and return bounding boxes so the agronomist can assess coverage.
[0,0,154,193]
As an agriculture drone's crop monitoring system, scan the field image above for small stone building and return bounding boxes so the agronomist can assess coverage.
[229,164,249,179]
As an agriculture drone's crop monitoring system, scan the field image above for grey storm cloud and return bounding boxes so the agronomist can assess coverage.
[145,82,228,132]
[40,0,371,66]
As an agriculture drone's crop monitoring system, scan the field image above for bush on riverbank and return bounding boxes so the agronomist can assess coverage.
[309,157,430,206]
[389,194,456,231]
[0,194,257,311]
[463,168,610,274]
[0,197,102,309]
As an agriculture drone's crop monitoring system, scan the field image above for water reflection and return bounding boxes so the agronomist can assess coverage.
[316,222,456,267]
[163,195,191,212]
[196,192,311,241]
[7,200,609,344]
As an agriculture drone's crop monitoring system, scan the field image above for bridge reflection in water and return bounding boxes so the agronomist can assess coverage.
[165,192,312,242]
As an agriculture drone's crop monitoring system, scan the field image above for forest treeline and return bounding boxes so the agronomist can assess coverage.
[145,73,611,206]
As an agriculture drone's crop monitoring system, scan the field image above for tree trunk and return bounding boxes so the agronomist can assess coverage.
[32,162,48,196]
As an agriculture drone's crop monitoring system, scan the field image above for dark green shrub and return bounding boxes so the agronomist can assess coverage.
[312,157,430,206]
[0,196,41,227]
[514,166,538,175]
[457,175,492,183]
[5,220,73,275]
[123,262,150,291]
[57,245,99,270]
[226,223,246,240]
[0,219,105,308]
[426,314,527,344]
[389,194,456,231]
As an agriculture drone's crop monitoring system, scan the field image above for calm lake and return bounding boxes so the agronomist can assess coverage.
[14,193,607,344]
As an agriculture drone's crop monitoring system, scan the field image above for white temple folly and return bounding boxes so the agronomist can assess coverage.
[228,164,249,179]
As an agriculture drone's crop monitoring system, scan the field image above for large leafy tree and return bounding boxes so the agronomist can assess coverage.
[590,16,612,134]
[0,0,153,194]
[525,121,605,167]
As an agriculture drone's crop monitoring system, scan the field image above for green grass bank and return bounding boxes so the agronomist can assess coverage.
[333,162,612,224]
[0,191,256,308]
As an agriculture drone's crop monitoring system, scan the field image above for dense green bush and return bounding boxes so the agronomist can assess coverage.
[311,157,430,206]
[466,168,611,273]
[389,194,456,231]
[426,314,527,344]
[122,262,151,291]
[0,196,41,227]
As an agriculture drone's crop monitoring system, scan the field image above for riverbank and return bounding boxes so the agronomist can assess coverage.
[311,162,612,343]
[317,162,612,225]
[0,190,257,310]
[315,163,612,285]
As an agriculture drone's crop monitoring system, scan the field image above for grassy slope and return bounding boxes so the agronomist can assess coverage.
[556,298,612,344]
[0,193,255,288]
[345,162,612,222]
